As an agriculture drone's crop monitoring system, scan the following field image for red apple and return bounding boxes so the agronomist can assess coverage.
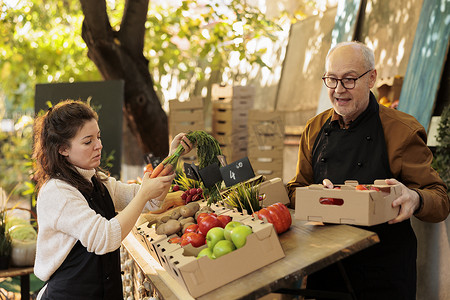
[196,212,217,224]
[184,224,199,234]
[198,215,222,236]
[217,215,232,228]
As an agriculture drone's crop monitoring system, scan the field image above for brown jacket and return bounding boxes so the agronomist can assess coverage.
[286,103,449,223]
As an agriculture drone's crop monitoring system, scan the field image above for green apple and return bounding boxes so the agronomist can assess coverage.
[231,225,253,248]
[212,240,236,258]
[206,227,225,249]
[223,221,242,241]
[197,247,214,259]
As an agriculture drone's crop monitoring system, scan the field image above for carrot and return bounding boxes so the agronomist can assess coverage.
[150,161,166,178]
[158,164,174,177]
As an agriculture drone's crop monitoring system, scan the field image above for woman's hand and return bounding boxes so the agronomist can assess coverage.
[137,172,175,201]
[169,133,193,156]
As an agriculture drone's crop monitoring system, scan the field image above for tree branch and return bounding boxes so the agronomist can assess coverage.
[120,0,149,57]
[79,0,112,41]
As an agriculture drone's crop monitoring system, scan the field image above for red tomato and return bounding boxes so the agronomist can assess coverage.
[319,197,344,206]
[370,186,380,192]
[197,215,222,235]
[180,232,206,247]
[272,203,292,232]
[217,215,232,227]
[168,237,181,244]
[184,224,199,234]
[355,184,369,191]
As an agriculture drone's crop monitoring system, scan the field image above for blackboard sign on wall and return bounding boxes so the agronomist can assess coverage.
[35,81,124,178]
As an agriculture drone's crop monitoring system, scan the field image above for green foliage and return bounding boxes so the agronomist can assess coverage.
[0,0,101,115]
[144,0,282,99]
[432,104,450,194]
[224,182,262,214]
[0,116,33,197]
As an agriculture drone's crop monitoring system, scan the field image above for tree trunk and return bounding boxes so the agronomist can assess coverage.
[79,0,169,162]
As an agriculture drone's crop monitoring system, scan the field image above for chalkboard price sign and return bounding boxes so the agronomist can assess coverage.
[219,157,255,187]
[184,162,200,180]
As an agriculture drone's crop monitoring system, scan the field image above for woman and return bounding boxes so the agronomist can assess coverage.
[33,99,192,299]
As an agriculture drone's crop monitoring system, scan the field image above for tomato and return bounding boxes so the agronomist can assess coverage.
[272,203,292,232]
[319,197,344,206]
[255,203,292,234]
[168,237,182,244]
[180,232,206,247]
[370,186,380,192]
[355,184,369,191]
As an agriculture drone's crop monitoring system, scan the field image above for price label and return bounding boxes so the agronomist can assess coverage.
[219,157,255,187]
[198,163,223,188]
[184,162,200,180]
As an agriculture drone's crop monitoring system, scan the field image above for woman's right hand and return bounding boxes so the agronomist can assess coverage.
[137,171,175,201]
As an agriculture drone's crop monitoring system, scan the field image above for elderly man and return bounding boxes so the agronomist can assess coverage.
[287,41,449,299]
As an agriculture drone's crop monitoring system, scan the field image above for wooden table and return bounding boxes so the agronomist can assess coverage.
[0,266,34,299]
[122,213,379,300]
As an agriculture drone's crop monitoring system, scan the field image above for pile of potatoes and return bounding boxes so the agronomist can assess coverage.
[152,202,215,236]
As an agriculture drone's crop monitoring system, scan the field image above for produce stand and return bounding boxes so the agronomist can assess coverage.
[0,266,34,299]
[122,209,379,299]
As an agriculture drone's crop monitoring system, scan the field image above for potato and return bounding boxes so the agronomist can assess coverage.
[179,217,194,226]
[160,215,171,223]
[170,209,181,220]
[162,219,182,235]
[155,223,166,235]
[180,202,200,218]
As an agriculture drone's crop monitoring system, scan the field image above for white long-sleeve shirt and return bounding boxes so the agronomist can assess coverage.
[34,167,159,282]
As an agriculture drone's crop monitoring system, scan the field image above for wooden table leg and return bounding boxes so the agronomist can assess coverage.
[20,274,30,300]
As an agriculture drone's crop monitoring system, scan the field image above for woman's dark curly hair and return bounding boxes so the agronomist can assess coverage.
[33,99,104,194]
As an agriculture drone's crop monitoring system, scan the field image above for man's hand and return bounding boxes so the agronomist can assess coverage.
[386,178,421,224]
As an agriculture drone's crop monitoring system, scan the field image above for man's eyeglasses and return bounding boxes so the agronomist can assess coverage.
[322,69,373,89]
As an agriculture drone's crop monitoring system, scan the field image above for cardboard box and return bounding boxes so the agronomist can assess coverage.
[165,217,285,298]
[295,180,401,226]
[377,76,403,102]
[258,177,290,206]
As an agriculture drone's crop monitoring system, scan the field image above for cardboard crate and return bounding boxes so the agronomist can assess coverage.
[170,121,205,136]
[169,96,203,110]
[165,217,285,298]
[211,84,255,103]
[220,144,247,163]
[295,180,401,226]
[170,109,203,122]
[258,177,290,207]
[247,145,284,159]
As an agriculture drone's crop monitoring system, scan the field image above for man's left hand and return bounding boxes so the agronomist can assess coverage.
[386,178,420,224]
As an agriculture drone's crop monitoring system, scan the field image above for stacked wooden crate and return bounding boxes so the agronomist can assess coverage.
[211,84,255,163]
[168,96,204,138]
[247,110,284,180]
[168,96,204,163]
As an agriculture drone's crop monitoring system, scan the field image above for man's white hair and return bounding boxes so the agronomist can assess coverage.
[326,41,375,70]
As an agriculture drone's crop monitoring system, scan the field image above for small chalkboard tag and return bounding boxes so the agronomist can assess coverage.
[219,157,255,187]
[184,162,200,180]
[198,163,223,188]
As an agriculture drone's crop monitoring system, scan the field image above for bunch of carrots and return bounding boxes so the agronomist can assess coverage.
[147,130,223,179]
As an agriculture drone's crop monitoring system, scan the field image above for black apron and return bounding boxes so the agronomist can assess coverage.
[42,177,123,300]
[307,95,417,300]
